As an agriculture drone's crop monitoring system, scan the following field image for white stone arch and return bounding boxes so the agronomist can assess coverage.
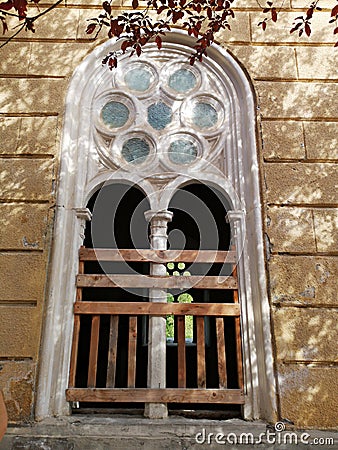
[36,31,277,422]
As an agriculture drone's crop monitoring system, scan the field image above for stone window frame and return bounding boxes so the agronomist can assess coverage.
[36,31,277,422]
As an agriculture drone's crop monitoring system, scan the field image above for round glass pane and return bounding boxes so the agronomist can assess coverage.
[124,68,151,92]
[148,102,172,130]
[192,102,218,129]
[101,101,130,128]
[168,139,197,164]
[121,138,150,164]
[168,69,197,93]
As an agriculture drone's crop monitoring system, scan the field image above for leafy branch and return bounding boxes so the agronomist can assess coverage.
[1,0,337,63]
[0,0,64,49]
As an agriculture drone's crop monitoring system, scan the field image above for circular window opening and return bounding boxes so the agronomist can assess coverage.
[124,67,152,92]
[192,102,218,129]
[168,68,197,93]
[147,102,172,130]
[121,137,150,164]
[101,101,130,129]
[168,139,198,164]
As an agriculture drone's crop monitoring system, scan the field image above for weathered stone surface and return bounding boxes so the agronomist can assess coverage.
[214,13,251,43]
[251,11,335,44]
[264,163,337,205]
[272,307,338,361]
[296,47,338,80]
[4,9,79,41]
[267,206,316,252]
[256,82,337,119]
[0,118,20,154]
[0,360,35,423]
[304,122,338,160]
[0,204,51,250]
[0,79,66,114]
[313,209,338,252]
[269,255,338,306]
[28,43,91,77]
[261,121,305,160]
[0,159,54,201]
[0,253,47,302]
[0,306,41,358]
[0,43,31,75]
[228,46,297,79]
[2,416,337,447]
[18,117,59,155]
[0,117,58,155]
[278,364,338,429]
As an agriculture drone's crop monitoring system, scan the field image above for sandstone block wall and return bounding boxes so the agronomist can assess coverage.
[0,0,336,428]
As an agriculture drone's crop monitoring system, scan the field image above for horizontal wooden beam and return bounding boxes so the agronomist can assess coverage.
[80,248,237,264]
[66,388,245,404]
[74,302,240,317]
[76,274,238,290]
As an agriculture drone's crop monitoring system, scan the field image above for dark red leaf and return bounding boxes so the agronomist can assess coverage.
[263,8,270,13]
[306,7,313,19]
[334,26,338,34]
[262,20,267,30]
[86,23,97,34]
[0,17,8,34]
[136,44,141,56]
[267,1,273,5]
[271,7,277,22]
[132,0,139,9]
[331,4,338,16]
[155,34,162,49]
[13,0,27,18]
[190,56,195,65]
[0,0,13,11]
[335,41,338,47]
[102,1,111,14]
[305,22,311,36]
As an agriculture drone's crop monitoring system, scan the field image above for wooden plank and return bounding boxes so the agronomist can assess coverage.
[74,302,240,317]
[66,388,245,404]
[127,316,137,388]
[68,256,84,387]
[216,317,227,388]
[106,315,119,388]
[196,317,206,389]
[177,316,186,388]
[76,274,238,290]
[68,316,80,388]
[87,315,100,388]
[80,248,237,264]
[232,263,244,390]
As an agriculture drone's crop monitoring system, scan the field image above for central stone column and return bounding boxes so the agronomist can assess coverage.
[144,209,173,419]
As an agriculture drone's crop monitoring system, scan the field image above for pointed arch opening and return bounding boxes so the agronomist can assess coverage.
[36,32,277,422]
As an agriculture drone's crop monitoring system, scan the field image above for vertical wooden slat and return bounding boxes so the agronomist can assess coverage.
[216,317,227,388]
[127,316,138,388]
[196,316,206,388]
[232,260,244,389]
[68,253,84,387]
[177,315,186,388]
[106,315,119,388]
[87,315,100,387]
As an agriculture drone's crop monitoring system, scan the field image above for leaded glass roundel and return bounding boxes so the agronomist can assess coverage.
[148,102,172,130]
[125,68,151,92]
[168,139,197,164]
[101,101,130,129]
[192,102,218,129]
[122,137,150,164]
[169,69,196,93]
